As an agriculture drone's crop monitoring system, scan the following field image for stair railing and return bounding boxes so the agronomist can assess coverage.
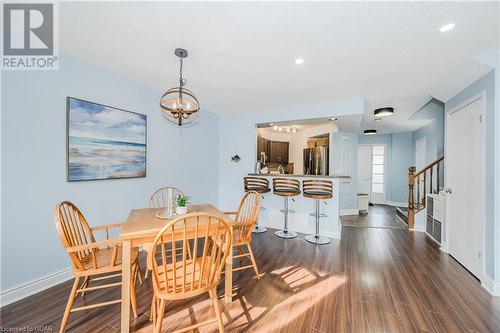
[407,156,444,229]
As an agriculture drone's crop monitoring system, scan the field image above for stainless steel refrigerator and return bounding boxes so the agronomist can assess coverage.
[303,147,329,175]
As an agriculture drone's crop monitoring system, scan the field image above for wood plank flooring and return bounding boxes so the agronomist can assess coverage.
[342,204,407,229]
[2,209,500,332]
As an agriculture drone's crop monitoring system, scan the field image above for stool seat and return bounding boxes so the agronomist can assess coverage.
[303,191,332,199]
[247,186,270,193]
[274,189,301,196]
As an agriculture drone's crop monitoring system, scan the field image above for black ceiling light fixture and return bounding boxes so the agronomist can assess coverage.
[364,129,377,135]
[374,107,394,118]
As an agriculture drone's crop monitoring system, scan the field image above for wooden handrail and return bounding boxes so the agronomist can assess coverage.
[414,156,444,177]
[407,155,444,230]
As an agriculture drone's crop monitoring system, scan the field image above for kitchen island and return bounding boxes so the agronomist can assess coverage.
[248,173,350,240]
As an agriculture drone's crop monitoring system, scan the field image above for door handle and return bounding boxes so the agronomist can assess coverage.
[446,188,452,193]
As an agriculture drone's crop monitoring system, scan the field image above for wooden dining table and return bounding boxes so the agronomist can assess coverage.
[119,204,235,333]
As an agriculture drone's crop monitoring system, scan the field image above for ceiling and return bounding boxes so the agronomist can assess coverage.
[60,2,499,134]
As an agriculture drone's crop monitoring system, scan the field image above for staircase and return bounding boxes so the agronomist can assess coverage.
[407,156,444,229]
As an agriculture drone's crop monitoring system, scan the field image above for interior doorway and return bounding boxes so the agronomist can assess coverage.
[357,144,386,204]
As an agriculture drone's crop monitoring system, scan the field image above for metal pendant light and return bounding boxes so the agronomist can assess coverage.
[160,48,200,126]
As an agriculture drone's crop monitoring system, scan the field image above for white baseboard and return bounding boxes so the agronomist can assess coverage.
[481,275,500,297]
[340,209,358,216]
[0,267,73,307]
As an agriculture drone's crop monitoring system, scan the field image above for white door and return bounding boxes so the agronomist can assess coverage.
[357,145,371,201]
[447,97,484,279]
[370,145,386,204]
[415,138,426,171]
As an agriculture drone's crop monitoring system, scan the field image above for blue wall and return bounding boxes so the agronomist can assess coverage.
[445,70,495,280]
[412,99,445,165]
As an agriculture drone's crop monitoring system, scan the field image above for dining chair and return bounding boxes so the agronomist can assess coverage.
[149,212,232,333]
[145,186,187,279]
[54,201,142,333]
[149,186,185,209]
[224,191,261,279]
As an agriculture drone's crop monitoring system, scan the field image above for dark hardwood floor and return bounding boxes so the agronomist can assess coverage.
[2,220,500,332]
[342,204,407,229]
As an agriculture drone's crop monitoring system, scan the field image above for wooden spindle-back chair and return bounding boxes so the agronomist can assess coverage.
[149,212,232,333]
[224,191,261,279]
[149,186,185,209]
[145,186,187,280]
[54,201,142,333]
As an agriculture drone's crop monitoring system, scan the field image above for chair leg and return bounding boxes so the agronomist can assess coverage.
[145,269,149,280]
[79,276,90,298]
[246,244,260,279]
[130,278,138,319]
[209,288,225,333]
[149,295,156,322]
[59,276,80,333]
[155,299,166,333]
[134,261,143,285]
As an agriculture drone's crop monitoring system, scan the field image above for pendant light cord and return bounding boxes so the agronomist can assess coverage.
[179,58,186,87]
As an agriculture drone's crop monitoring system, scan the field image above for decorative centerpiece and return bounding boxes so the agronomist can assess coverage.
[175,196,188,215]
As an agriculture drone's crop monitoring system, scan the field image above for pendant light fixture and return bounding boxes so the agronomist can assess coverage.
[160,48,200,126]
[364,129,377,135]
[374,107,394,118]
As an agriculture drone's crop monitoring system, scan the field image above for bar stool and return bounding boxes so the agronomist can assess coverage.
[244,177,270,233]
[303,179,333,245]
[273,178,301,239]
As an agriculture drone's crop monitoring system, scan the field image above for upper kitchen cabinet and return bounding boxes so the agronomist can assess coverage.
[267,141,289,163]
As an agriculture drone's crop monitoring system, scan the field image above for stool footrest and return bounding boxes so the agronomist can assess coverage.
[309,213,328,218]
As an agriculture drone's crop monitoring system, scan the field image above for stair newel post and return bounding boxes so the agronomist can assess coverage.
[408,166,416,229]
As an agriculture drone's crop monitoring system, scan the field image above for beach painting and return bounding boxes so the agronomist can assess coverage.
[67,97,147,181]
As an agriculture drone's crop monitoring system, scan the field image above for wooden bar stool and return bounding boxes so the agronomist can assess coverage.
[273,178,301,239]
[303,179,333,245]
[244,176,270,233]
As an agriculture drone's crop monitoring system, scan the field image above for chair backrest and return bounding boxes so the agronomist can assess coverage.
[149,212,232,299]
[54,201,96,271]
[302,180,333,197]
[273,178,301,193]
[243,177,269,193]
[149,186,185,208]
[233,191,261,243]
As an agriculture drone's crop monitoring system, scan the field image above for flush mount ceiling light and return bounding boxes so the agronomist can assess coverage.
[294,58,304,65]
[269,123,274,126]
[375,118,382,122]
[329,117,338,121]
[439,23,456,32]
[374,107,394,118]
[160,48,200,126]
[364,129,377,135]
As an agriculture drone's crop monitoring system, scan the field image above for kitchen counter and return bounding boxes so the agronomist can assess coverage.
[246,173,344,239]
[247,173,351,179]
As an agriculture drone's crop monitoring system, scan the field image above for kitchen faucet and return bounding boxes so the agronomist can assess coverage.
[278,165,285,174]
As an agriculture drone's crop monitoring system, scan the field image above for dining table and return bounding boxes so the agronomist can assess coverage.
[119,204,235,333]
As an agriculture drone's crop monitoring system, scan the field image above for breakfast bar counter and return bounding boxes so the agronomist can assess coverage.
[247,173,350,240]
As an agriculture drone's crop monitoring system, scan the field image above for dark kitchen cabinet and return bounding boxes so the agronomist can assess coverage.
[267,141,289,163]
[257,136,268,161]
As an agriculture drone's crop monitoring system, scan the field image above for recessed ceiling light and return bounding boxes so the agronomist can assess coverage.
[273,125,278,130]
[294,58,304,65]
[439,23,456,33]
[278,127,283,131]
[374,107,394,117]
[364,129,377,135]
[269,123,274,126]
[329,117,338,121]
